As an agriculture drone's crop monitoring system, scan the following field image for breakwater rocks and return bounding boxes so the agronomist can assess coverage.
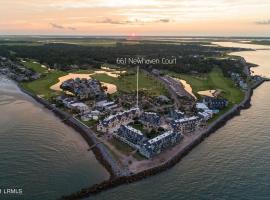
[18,79,267,200]
[18,87,122,179]
[60,82,265,200]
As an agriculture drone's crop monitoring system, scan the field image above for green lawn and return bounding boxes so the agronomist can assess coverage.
[129,122,145,133]
[21,60,47,74]
[68,69,95,74]
[169,68,244,104]
[207,102,234,124]
[20,70,67,99]
[109,138,134,156]
[91,71,168,96]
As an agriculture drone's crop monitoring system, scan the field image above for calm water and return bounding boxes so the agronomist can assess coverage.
[0,77,109,200]
[95,43,270,200]
[1,42,270,200]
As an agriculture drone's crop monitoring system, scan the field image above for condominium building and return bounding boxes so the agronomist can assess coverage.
[139,130,182,158]
[61,78,106,100]
[114,125,147,149]
[171,116,201,133]
[97,108,140,133]
[198,111,212,121]
[203,97,228,110]
[139,112,161,128]
[173,110,185,120]
[196,102,213,121]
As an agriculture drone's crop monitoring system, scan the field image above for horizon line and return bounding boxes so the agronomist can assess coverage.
[1,34,270,39]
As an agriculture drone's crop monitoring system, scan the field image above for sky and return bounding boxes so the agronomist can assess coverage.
[0,0,270,36]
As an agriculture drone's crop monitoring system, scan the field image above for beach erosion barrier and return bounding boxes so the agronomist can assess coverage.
[59,81,263,200]
[17,78,265,200]
[18,87,123,179]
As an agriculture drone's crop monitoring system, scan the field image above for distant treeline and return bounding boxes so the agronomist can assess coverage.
[0,42,246,75]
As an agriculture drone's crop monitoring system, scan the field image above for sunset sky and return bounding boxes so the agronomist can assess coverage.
[1,0,270,36]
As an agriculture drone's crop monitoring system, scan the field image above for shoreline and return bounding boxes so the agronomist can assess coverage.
[59,87,256,200]
[13,72,268,200]
[18,86,123,179]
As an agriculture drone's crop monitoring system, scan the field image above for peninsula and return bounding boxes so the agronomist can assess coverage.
[0,37,268,200]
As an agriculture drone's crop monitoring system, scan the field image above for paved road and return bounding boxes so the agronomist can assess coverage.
[144,70,181,108]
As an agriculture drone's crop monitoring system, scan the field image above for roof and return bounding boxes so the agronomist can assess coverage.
[102,107,139,124]
[196,103,209,110]
[174,116,199,123]
[204,97,228,103]
[198,112,211,118]
[70,102,88,108]
[121,125,144,136]
[102,101,115,107]
[148,130,175,144]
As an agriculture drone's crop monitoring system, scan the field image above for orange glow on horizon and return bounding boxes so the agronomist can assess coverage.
[0,0,270,36]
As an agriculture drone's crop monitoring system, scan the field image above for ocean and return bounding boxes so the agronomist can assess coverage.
[95,42,270,200]
[0,77,109,200]
[1,42,270,200]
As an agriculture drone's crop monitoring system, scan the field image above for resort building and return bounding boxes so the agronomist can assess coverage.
[95,100,118,111]
[69,102,89,113]
[173,110,185,120]
[196,103,209,111]
[196,102,213,121]
[57,97,89,113]
[139,130,182,159]
[114,125,147,149]
[58,97,77,108]
[61,78,106,100]
[231,72,248,90]
[198,111,213,121]
[97,108,140,133]
[171,116,201,133]
[139,112,161,129]
[81,110,101,121]
[203,97,228,110]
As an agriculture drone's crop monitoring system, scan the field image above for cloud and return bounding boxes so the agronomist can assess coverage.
[50,23,64,29]
[255,19,270,25]
[95,18,171,25]
[50,23,76,30]
[96,18,125,24]
[67,26,77,30]
[96,18,146,25]
[159,19,170,23]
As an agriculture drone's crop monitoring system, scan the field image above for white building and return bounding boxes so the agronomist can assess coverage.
[171,116,201,133]
[139,130,182,158]
[96,100,118,110]
[114,125,147,149]
[97,108,140,133]
[69,102,89,113]
[196,102,213,121]
[198,111,212,121]
[196,103,209,110]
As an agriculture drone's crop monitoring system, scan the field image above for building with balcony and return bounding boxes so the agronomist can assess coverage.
[171,116,201,133]
[97,108,140,133]
[114,125,147,149]
[139,130,182,158]
[203,97,228,110]
[139,112,161,129]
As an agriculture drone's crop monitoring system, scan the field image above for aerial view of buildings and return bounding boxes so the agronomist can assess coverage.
[1,0,270,200]
[1,35,269,200]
